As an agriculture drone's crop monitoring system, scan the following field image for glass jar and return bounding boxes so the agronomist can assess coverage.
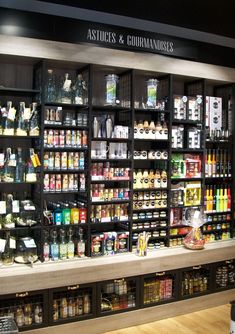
[105,74,119,105]
[146,78,159,109]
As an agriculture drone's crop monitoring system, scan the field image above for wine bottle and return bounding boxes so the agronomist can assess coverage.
[15,148,25,182]
[3,101,16,136]
[15,102,28,136]
[29,102,40,136]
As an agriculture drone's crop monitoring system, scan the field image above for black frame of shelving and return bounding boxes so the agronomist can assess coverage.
[1,258,234,332]
[0,55,234,263]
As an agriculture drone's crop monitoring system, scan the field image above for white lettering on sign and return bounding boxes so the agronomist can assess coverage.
[86,28,174,54]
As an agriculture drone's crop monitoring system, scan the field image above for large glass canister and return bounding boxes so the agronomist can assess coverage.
[146,78,159,109]
[105,74,119,105]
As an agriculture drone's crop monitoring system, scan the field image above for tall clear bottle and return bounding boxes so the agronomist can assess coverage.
[15,102,28,136]
[4,148,16,182]
[3,101,16,136]
[29,102,40,136]
[50,230,59,261]
[15,148,25,182]
[25,148,37,182]
[46,69,56,102]
[77,228,85,257]
[67,228,75,259]
[59,229,67,260]
[2,231,14,265]
[60,73,72,104]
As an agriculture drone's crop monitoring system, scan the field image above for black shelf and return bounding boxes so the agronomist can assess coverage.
[133,207,167,212]
[134,159,168,162]
[134,108,170,113]
[171,177,202,181]
[45,102,88,108]
[170,205,203,209]
[91,159,131,163]
[172,119,202,125]
[91,199,130,205]
[132,226,168,232]
[133,187,168,191]
[44,169,85,173]
[44,123,88,130]
[91,138,131,142]
[0,225,41,231]
[43,190,86,194]
[204,211,232,215]
[90,220,129,226]
[0,135,40,139]
[92,105,131,112]
[0,87,40,94]
[0,181,39,185]
[91,179,130,183]
[171,148,203,153]
[44,147,88,151]
[133,218,167,223]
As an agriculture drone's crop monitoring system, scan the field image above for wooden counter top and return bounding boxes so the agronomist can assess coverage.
[0,240,234,295]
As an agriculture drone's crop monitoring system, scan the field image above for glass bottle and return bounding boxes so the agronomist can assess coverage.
[15,305,25,327]
[53,299,59,321]
[24,303,33,325]
[25,148,37,182]
[60,297,68,319]
[73,73,86,105]
[15,148,25,182]
[62,203,71,225]
[59,229,67,260]
[29,102,40,136]
[77,228,85,257]
[45,69,56,102]
[15,101,28,136]
[61,73,72,104]
[54,203,63,225]
[43,230,50,262]
[50,230,59,261]
[2,231,14,265]
[105,74,119,105]
[34,304,43,324]
[4,148,16,182]
[67,228,75,259]
[83,294,91,314]
[71,202,79,224]
[4,194,15,228]
[3,101,16,136]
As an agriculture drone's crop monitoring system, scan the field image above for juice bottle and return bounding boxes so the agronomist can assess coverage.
[71,202,79,224]
[62,203,71,225]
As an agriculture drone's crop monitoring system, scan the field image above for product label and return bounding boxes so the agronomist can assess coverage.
[0,201,6,214]
[0,239,6,252]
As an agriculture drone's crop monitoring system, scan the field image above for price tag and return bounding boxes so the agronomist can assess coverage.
[0,153,4,167]
[9,154,16,167]
[24,204,36,211]
[10,237,16,249]
[8,107,16,121]
[0,239,6,252]
[23,108,31,120]
[0,201,6,214]
[23,238,37,248]
[63,79,71,91]
[12,200,20,213]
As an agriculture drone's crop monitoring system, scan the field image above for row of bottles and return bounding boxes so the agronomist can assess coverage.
[91,231,129,256]
[53,293,91,321]
[205,149,232,178]
[204,185,231,213]
[43,173,85,192]
[43,228,85,261]
[45,108,87,126]
[91,185,129,202]
[44,201,87,225]
[0,147,40,183]
[0,101,39,136]
[45,70,87,105]
[133,169,167,189]
[91,163,130,180]
[134,118,168,140]
[181,271,208,296]
[134,149,168,160]
[44,151,85,171]
[143,276,173,304]
[171,125,201,149]
[91,204,129,223]
[0,302,43,327]
[93,115,129,139]
[44,129,88,148]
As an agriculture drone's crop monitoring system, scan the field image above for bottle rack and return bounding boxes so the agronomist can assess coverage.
[0,55,234,265]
